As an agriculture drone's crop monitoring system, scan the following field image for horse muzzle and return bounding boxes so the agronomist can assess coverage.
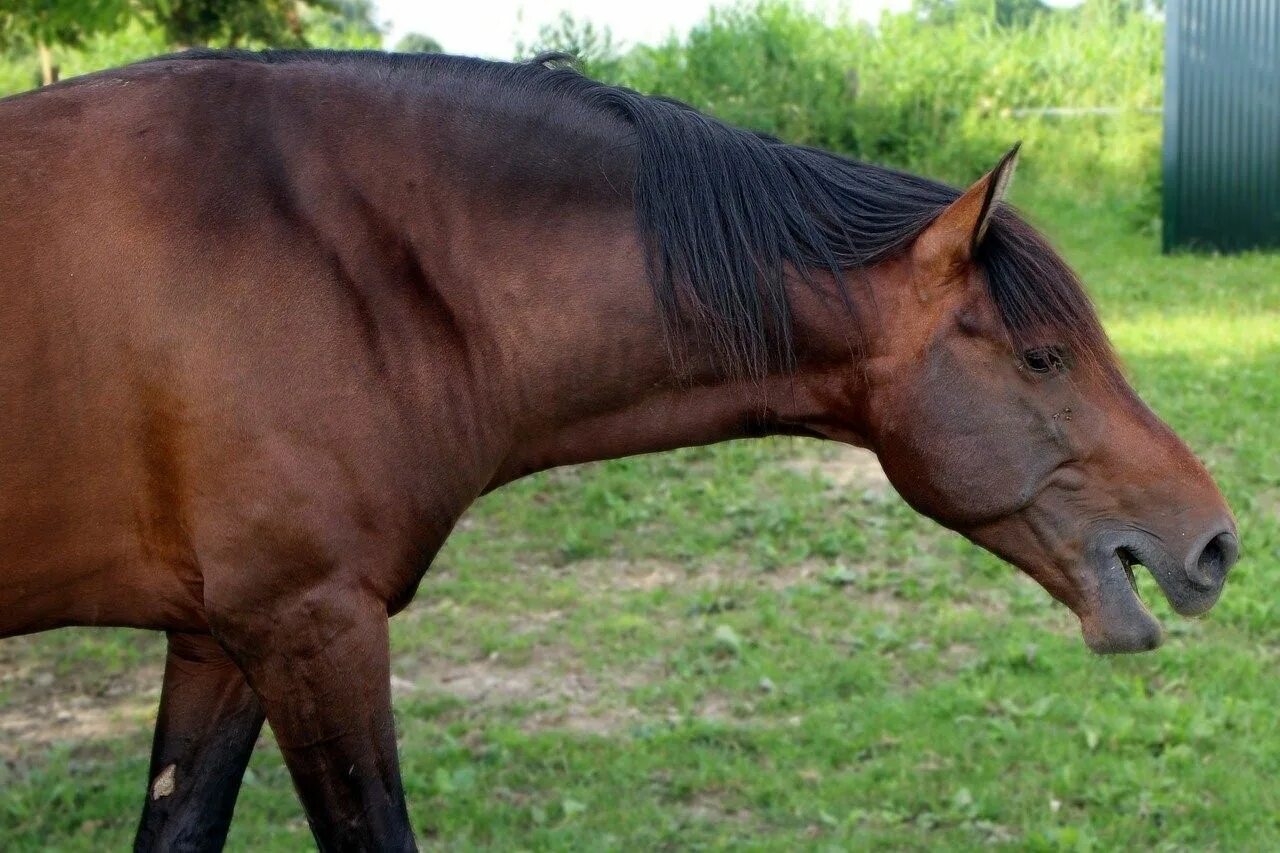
[1079,523,1239,654]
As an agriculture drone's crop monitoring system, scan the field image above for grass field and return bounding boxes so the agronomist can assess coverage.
[1,183,1278,850]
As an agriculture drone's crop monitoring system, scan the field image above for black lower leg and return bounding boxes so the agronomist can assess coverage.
[134,632,265,853]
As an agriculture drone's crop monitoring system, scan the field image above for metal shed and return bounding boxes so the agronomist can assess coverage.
[1163,0,1280,252]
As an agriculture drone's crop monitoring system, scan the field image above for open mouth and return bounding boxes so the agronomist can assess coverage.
[1119,549,1140,596]
[1080,546,1163,655]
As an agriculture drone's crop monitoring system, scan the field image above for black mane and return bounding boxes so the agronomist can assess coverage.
[151,49,1115,379]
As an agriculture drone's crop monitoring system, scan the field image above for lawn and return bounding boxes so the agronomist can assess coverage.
[1,184,1278,850]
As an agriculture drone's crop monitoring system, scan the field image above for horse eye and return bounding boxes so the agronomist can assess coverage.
[1022,346,1069,375]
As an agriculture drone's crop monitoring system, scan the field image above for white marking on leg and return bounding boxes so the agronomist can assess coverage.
[151,763,177,800]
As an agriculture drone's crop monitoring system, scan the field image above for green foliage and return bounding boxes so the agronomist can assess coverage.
[605,0,1162,208]
[0,0,380,90]
[518,11,622,80]
[0,17,166,93]
[621,3,862,154]
[0,0,128,50]
[137,0,346,49]
[0,0,365,53]
[394,32,442,54]
[914,0,1052,28]
[298,0,382,50]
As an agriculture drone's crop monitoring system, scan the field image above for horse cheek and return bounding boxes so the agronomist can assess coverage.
[878,345,1055,527]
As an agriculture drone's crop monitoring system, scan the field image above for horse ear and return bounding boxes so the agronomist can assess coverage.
[912,143,1020,276]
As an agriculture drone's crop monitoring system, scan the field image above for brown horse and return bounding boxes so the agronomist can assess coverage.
[0,50,1237,850]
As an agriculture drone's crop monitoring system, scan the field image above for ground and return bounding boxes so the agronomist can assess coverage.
[2,189,1278,850]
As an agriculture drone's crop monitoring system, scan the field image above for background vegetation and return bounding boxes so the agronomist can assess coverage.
[5,0,1162,207]
[2,0,1277,849]
[524,0,1163,221]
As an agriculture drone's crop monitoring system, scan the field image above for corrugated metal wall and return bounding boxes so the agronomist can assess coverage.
[1163,0,1280,252]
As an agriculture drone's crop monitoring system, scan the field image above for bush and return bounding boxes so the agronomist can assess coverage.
[589,0,1162,207]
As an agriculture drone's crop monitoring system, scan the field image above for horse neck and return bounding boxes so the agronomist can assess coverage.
[320,81,878,487]
[471,219,878,488]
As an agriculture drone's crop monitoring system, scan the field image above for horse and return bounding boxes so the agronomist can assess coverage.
[0,50,1238,851]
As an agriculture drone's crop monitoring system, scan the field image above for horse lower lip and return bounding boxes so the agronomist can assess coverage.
[1081,554,1163,654]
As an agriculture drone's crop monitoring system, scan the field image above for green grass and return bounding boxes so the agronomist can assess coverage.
[1,184,1278,850]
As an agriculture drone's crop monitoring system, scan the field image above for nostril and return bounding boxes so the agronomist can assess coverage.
[1190,530,1238,588]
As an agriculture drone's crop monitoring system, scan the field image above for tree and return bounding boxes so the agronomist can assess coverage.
[137,0,344,49]
[1,0,368,87]
[995,0,1050,27]
[518,12,620,77]
[394,33,442,54]
[1081,0,1163,21]
[0,0,128,84]
[302,0,384,49]
[912,0,1051,28]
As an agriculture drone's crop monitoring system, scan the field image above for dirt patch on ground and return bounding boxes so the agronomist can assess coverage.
[563,555,829,594]
[0,658,162,764]
[391,644,662,736]
[784,444,892,496]
[681,789,758,826]
[0,640,661,766]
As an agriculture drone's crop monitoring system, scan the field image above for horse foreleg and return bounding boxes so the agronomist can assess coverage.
[134,632,265,853]
[212,586,416,852]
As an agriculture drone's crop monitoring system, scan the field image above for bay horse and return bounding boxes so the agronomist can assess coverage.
[0,50,1238,851]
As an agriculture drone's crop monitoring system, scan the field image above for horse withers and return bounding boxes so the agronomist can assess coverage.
[0,51,1237,850]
